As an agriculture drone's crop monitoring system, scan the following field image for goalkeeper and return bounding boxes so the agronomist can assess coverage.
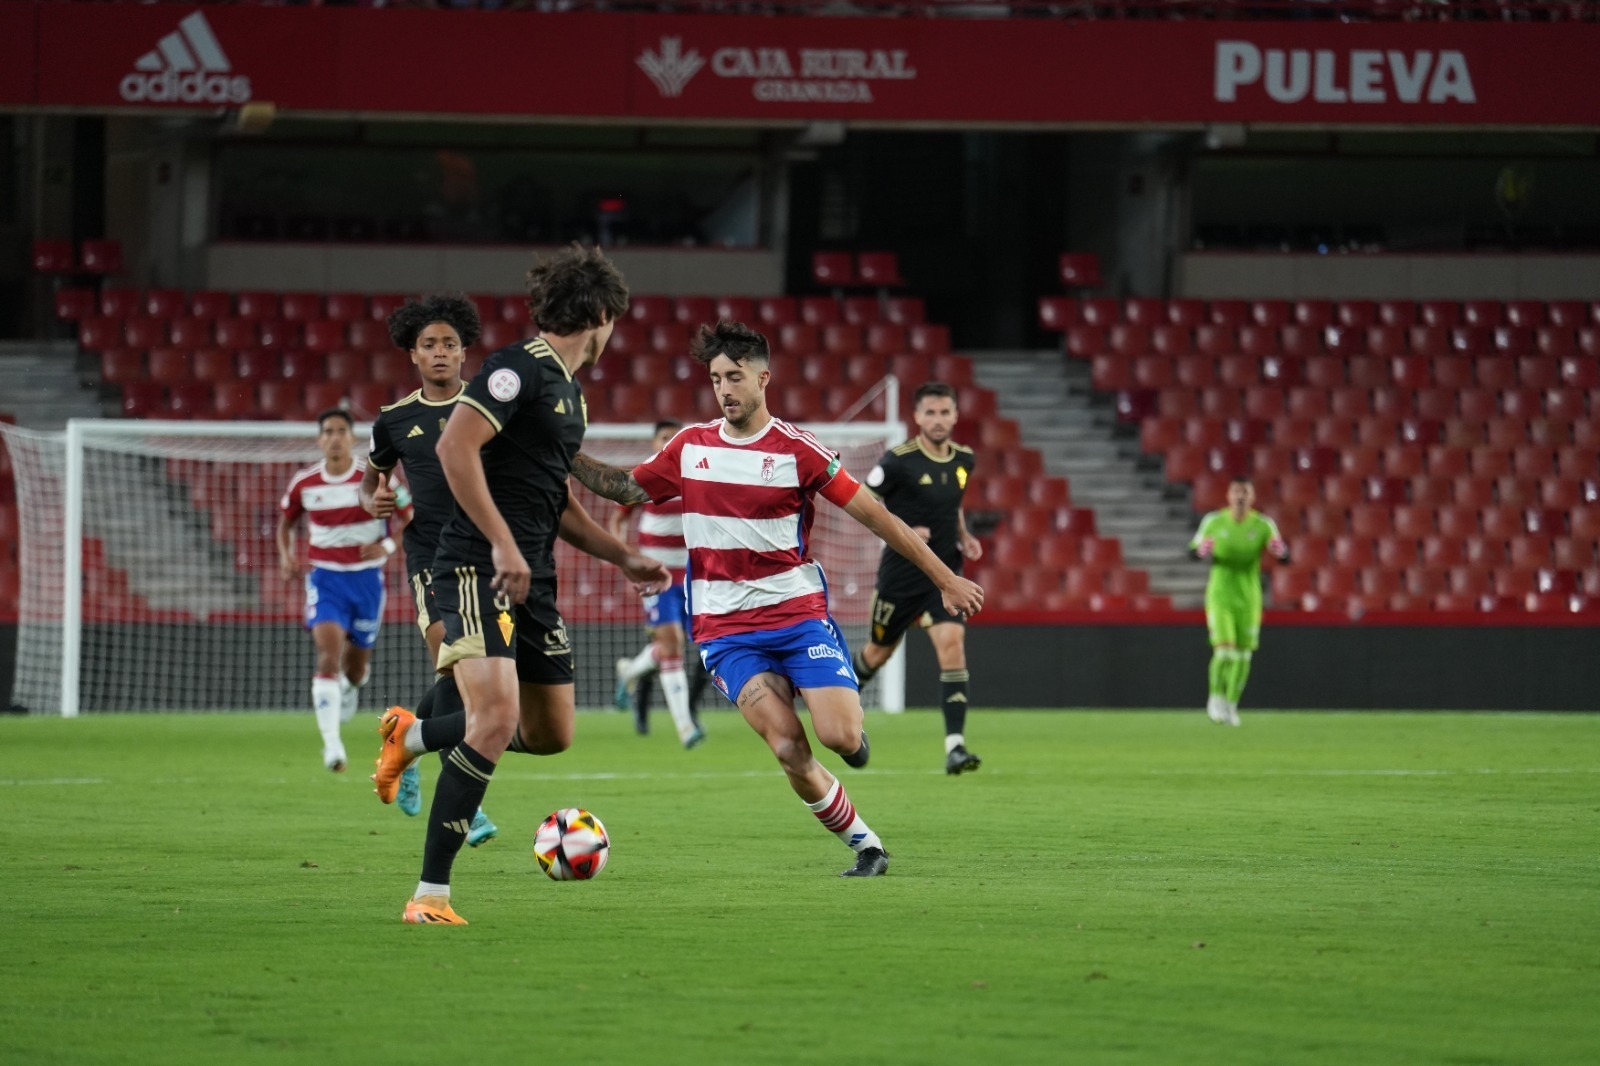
[1188,476,1288,726]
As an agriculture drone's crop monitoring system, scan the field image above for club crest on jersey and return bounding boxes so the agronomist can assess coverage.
[956,466,968,489]
[712,672,729,695]
[487,368,521,401]
[761,455,777,482]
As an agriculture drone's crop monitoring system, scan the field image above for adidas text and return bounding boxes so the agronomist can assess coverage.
[120,69,251,104]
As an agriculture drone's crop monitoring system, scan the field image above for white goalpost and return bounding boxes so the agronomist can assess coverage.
[0,403,906,717]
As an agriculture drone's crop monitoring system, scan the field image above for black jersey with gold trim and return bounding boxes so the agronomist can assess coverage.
[368,386,461,575]
[865,437,976,582]
[434,337,587,577]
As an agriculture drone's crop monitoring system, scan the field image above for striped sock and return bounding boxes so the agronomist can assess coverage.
[805,778,882,854]
[939,668,970,736]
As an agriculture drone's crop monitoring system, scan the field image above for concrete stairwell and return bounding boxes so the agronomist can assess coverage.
[970,350,1210,608]
[0,342,105,429]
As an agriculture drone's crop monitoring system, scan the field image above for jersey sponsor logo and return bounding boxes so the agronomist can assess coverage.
[487,368,521,401]
[807,643,845,662]
[439,417,448,431]
[866,464,885,488]
[120,12,252,105]
[406,424,424,438]
[760,455,777,482]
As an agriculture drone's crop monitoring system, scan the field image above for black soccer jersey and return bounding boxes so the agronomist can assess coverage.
[367,387,462,577]
[866,437,976,583]
[434,337,587,577]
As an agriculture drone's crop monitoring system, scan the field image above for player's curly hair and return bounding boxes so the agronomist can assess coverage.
[387,292,482,351]
[690,320,770,368]
[525,244,631,336]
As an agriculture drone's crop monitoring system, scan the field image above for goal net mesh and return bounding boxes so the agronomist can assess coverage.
[0,420,897,715]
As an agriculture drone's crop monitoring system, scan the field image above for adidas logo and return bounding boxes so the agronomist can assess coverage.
[406,424,424,438]
[837,665,852,677]
[554,399,567,414]
[119,12,252,105]
[694,457,711,470]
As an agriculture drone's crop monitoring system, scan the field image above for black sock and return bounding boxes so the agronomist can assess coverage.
[420,742,495,886]
[419,674,466,751]
[940,669,971,737]
[842,730,870,769]
[687,660,707,726]
[853,649,880,685]
[415,682,437,721]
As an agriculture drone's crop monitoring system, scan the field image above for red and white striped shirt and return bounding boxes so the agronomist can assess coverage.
[636,498,688,580]
[280,460,387,572]
[633,417,862,642]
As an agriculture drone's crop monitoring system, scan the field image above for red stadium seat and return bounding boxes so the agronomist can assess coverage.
[1545,301,1586,329]
[1286,387,1329,420]
[1376,301,1416,328]
[31,238,73,274]
[1471,357,1515,391]
[1502,301,1545,329]
[300,381,345,413]
[146,347,190,380]
[823,324,863,356]
[856,252,903,287]
[167,382,214,418]
[1389,356,1429,391]
[674,297,717,328]
[233,292,279,320]
[1380,445,1424,479]
[1166,299,1205,328]
[1133,355,1173,390]
[1366,475,1409,506]
[1365,326,1406,359]
[715,296,756,324]
[167,317,213,349]
[811,251,854,288]
[323,293,367,322]
[1322,326,1365,358]
[121,382,164,418]
[1495,327,1534,357]
[257,319,298,351]
[1208,300,1249,327]
[1279,325,1320,359]
[865,323,906,357]
[1123,298,1164,328]
[1315,416,1358,448]
[322,351,370,384]
[909,324,950,356]
[1237,324,1275,359]
[303,320,347,354]
[884,296,925,326]
[1418,301,1459,329]
[1038,296,1076,332]
[190,348,234,384]
[1251,300,1290,328]
[54,287,96,322]
[1152,324,1192,358]
[1407,326,1448,358]
[212,383,257,420]
[1194,324,1234,358]
[99,348,144,386]
[79,239,123,275]
[213,318,259,350]
[367,294,407,323]
[122,318,166,350]
[1294,300,1333,329]
[1451,326,1492,356]
[1058,253,1101,289]
[1558,446,1600,480]
[840,296,880,326]
[1460,300,1502,329]
[627,296,671,327]
[144,289,185,319]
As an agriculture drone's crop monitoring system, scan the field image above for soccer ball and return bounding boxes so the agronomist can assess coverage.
[534,808,610,881]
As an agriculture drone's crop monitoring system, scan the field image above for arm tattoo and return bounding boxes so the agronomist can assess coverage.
[572,451,651,505]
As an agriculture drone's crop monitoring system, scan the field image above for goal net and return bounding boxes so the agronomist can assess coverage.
[0,417,904,716]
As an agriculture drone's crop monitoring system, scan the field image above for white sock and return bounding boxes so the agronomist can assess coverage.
[338,672,367,723]
[945,733,965,754]
[403,718,428,755]
[312,675,343,752]
[622,644,659,683]
[805,778,883,853]
[659,661,696,742]
[414,880,450,900]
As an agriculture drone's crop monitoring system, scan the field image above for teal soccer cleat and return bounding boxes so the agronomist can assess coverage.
[466,809,499,848]
[397,764,422,817]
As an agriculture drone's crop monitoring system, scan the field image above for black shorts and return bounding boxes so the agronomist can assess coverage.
[409,570,441,638]
[431,565,574,686]
[868,571,965,649]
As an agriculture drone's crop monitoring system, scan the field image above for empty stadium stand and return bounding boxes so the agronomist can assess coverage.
[1039,295,1600,615]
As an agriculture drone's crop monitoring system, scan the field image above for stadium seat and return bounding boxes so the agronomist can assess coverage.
[1151,324,1192,358]
[276,293,321,323]
[167,317,212,349]
[1542,300,1586,329]
[53,287,95,322]
[212,318,258,350]
[212,383,257,420]
[346,383,392,419]
[1360,415,1402,446]
[123,318,167,350]
[303,320,347,354]
[883,296,924,326]
[1495,327,1534,357]
[1229,417,1270,446]
[1271,568,1313,605]
[1120,298,1161,328]
[1314,568,1357,599]
[1279,325,1319,359]
[1166,299,1206,328]
[811,251,854,288]
[1133,355,1172,390]
[1422,535,1465,569]
[167,382,213,418]
[1293,300,1333,329]
[1418,301,1459,329]
[1207,299,1248,327]
[1380,445,1424,479]
[909,324,951,356]
[141,289,183,319]
[1557,356,1598,390]
[626,296,670,327]
[1287,387,1329,420]
[146,347,192,380]
[1058,253,1101,289]
[1558,446,1600,479]
[1193,324,1234,359]
[31,238,74,274]
[1459,300,1502,329]
[1251,300,1290,328]
[1432,358,1472,391]
[1314,416,1358,448]
[1365,326,1406,359]
[1038,296,1076,332]
[257,320,298,351]
[856,252,903,287]
[1536,326,1574,358]
[1108,324,1150,359]
[1448,567,1492,597]
[1450,326,1492,356]
[1216,355,1257,390]
[318,292,365,322]
[79,239,123,275]
[1233,324,1272,359]
[1493,570,1538,599]
[1376,301,1416,328]
[1029,478,1071,510]
[99,348,144,386]
[1322,326,1364,357]
[322,351,370,384]
[650,324,691,355]
[360,294,403,322]
[1360,568,1401,600]
[1501,300,1544,329]
[673,297,716,328]
[1389,356,1429,391]
[837,296,878,326]
[301,381,345,413]
[1407,326,1448,359]
[121,382,164,417]
[98,290,139,321]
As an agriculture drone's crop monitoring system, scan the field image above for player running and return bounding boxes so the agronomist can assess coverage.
[571,321,984,878]
[360,293,495,846]
[850,382,985,775]
[607,419,707,748]
[1189,475,1289,726]
[372,245,668,925]
[277,408,406,772]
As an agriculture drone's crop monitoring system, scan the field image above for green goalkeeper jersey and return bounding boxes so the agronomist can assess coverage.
[1190,509,1283,608]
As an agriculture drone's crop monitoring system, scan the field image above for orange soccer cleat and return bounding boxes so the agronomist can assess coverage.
[371,706,418,804]
[402,895,466,925]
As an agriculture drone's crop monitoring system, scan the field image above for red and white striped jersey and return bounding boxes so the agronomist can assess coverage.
[632,417,863,642]
[280,460,386,572]
[636,498,688,577]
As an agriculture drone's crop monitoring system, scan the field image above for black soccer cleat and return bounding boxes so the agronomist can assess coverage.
[945,745,982,775]
[840,846,889,878]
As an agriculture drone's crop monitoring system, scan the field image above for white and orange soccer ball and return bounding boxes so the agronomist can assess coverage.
[534,808,610,881]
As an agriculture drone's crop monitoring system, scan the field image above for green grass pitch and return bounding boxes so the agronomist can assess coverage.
[2,709,1596,1066]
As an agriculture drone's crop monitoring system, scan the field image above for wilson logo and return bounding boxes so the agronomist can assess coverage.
[120,12,252,105]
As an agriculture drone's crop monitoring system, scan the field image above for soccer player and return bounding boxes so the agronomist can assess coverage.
[1189,475,1289,726]
[851,382,985,775]
[373,245,669,925]
[360,293,495,846]
[606,419,707,748]
[571,321,984,878]
[277,408,404,772]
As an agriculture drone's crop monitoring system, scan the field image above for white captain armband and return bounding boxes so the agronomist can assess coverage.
[381,537,398,557]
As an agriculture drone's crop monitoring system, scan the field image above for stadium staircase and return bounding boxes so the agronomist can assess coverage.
[0,342,103,429]
[973,350,1207,608]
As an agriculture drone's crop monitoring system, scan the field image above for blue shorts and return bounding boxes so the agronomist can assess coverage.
[701,618,858,706]
[305,567,385,649]
[644,579,689,631]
